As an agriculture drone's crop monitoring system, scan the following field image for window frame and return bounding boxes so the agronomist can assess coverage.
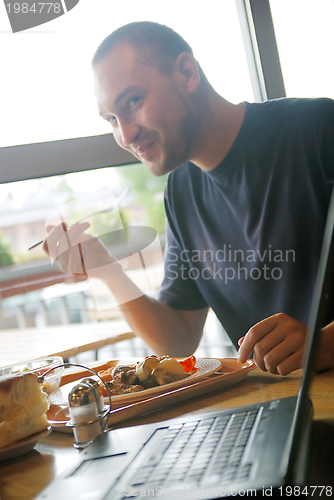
[0,134,136,184]
[236,0,286,101]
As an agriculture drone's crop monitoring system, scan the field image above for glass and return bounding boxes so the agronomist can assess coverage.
[270,0,334,99]
[0,164,167,330]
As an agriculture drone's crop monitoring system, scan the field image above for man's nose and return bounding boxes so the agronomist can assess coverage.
[119,120,140,148]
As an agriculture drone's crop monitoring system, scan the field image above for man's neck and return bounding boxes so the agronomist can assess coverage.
[190,94,246,172]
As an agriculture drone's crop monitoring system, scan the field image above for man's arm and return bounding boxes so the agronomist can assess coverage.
[113,279,208,356]
[237,313,334,375]
[43,222,208,356]
[97,260,208,355]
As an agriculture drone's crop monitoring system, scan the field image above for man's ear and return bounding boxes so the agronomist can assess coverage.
[174,52,201,94]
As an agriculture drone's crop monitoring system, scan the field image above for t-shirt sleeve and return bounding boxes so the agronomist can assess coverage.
[157,218,208,311]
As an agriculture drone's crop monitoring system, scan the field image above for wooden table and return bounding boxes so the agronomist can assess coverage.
[0,367,333,500]
[0,320,135,367]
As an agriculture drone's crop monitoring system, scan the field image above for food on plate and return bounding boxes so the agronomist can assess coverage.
[136,357,160,382]
[98,355,197,396]
[152,357,186,385]
[178,355,196,372]
[0,372,50,449]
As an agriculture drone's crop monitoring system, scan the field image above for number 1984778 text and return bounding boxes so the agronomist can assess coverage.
[6,3,61,14]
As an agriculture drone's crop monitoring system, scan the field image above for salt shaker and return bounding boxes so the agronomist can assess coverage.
[81,377,105,414]
[68,382,101,449]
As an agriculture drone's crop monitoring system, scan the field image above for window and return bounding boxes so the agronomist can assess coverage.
[270,0,334,99]
[0,0,254,149]
[0,165,167,328]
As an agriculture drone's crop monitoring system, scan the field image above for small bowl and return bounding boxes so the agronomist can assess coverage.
[0,356,64,394]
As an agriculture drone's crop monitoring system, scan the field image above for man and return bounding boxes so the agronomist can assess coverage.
[44,22,334,375]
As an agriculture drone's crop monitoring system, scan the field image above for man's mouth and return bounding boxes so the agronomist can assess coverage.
[136,140,156,160]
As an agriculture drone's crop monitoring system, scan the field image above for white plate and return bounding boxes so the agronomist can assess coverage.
[47,405,72,433]
[47,359,256,433]
[0,427,52,462]
[49,358,222,409]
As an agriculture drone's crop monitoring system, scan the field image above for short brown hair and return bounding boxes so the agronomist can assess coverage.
[92,21,208,81]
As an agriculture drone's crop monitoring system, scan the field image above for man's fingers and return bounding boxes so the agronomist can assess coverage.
[44,222,90,259]
[67,237,100,274]
[65,222,90,244]
[251,329,289,372]
[237,316,278,363]
[43,223,67,250]
[253,338,288,374]
[252,322,306,374]
[43,223,68,257]
[276,351,303,376]
[68,243,86,275]
[42,219,115,281]
[238,313,308,375]
[69,232,94,248]
[238,337,245,347]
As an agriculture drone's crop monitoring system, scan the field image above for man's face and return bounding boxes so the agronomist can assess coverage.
[94,43,200,176]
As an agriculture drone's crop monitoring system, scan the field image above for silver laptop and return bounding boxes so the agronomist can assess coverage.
[36,184,334,500]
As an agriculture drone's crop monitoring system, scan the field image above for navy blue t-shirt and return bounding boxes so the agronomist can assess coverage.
[158,97,334,348]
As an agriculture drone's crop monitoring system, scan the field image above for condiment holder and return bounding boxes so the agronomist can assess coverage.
[38,363,112,449]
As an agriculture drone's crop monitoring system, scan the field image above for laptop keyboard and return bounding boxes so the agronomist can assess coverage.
[117,409,260,498]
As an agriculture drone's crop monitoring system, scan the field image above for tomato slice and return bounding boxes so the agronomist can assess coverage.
[179,355,196,372]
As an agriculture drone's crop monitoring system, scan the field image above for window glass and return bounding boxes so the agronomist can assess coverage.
[270,0,334,99]
[0,165,167,334]
[0,0,254,148]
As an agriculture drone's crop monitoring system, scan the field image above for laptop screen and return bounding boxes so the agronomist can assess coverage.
[284,183,334,479]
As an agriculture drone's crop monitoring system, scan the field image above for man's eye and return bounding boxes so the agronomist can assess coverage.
[108,116,117,126]
[128,96,141,108]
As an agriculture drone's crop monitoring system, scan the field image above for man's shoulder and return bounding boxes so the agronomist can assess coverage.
[248,96,334,121]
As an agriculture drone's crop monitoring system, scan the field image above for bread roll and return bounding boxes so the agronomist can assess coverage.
[0,372,50,449]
